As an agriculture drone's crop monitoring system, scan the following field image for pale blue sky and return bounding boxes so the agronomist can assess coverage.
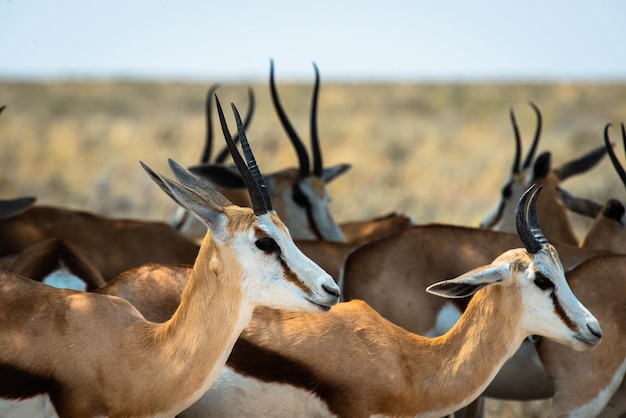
[1,0,624,82]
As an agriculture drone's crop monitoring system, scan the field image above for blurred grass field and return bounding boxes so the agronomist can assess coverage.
[1,80,625,416]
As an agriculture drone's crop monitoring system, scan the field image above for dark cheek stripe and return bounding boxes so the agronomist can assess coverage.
[552,293,578,331]
[292,185,324,240]
[280,258,313,296]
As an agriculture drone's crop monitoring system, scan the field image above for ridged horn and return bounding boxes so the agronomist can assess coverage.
[515,184,548,254]
[231,103,272,211]
[605,123,626,188]
[215,87,255,164]
[215,95,269,215]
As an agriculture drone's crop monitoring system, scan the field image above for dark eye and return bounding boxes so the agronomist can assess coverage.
[255,237,280,253]
[533,274,554,291]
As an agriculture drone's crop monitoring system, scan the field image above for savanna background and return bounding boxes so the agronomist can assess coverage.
[1,80,625,416]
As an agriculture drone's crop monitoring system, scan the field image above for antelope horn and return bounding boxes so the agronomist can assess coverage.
[202,85,256,165]
[605,123,626,188]
[200,84,222,163]
[270,59,311,178]
[515,184,548,254]
[231,102,272,211]
[215,95,269,215]
[521,101,542,170]
[310,62,323,177]
[509,107,522,175]
[215,87,255,164]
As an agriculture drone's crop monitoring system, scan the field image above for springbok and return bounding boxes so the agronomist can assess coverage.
[480,102,607,245]
[168,186,601,417]
[0,100,340,418]
[580,123,626,251]
[340,225,618,414]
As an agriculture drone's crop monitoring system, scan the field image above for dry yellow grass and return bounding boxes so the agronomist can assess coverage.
[1,80,625,416]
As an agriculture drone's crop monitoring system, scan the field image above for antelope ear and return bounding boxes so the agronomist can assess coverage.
[141,161,228,230]
[556,187,603,219]
[322,163,351,183]
[187,164,246,189]
[426,264,508,299]
[0,196,36,219]
[552,144,608,181]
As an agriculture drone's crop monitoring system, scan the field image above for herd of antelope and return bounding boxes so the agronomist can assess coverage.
[0,62,625,418]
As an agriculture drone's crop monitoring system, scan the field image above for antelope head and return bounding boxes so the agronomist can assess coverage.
[480,102,606,245]
[268,60,351,241]
[432,185,602,351]
[148,97,341,312]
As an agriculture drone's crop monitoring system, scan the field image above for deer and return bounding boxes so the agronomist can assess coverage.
[480,102,608,246]
[0,99,340,418]
[96,185,602,417]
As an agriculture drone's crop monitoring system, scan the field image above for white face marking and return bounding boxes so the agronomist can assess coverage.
[42,266,87,291]
[520,250,600,351]
[297,178,345,242]
[236,213,339,312]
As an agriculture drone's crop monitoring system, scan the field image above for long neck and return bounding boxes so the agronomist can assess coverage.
[134,232,254,415]
[405,285,526,416]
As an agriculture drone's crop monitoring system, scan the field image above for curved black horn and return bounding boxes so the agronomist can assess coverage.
[270,59,311,178]
[215,87,255,164]
[0,105,5,115]
[310,62,323,177]
[202,85,256,164]
[515,185,548,254]
[509,107,522,174]
[605,123,626,188]
[200,84,222,163]
[231,102,272,211]
[215,95,268,215]
[521,102,542,170]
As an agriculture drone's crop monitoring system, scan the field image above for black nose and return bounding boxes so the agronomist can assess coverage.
[322,283,340,298]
